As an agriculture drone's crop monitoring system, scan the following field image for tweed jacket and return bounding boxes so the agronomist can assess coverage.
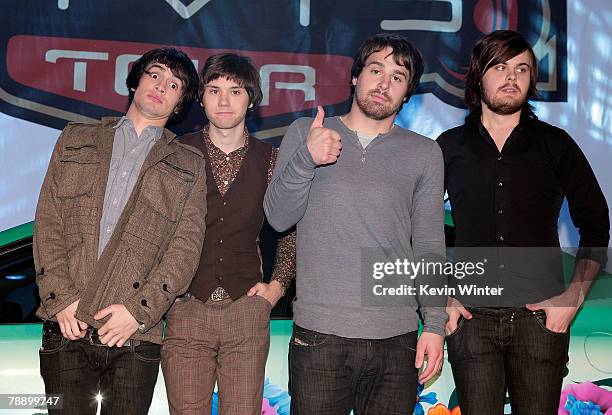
[33,117,206,344]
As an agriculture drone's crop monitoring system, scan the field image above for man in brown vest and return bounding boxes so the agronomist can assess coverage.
[161,53,296,415]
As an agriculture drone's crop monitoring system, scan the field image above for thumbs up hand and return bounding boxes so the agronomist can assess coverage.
[306,106,342,165]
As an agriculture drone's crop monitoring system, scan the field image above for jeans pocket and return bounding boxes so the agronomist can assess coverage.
[39,333,70,355]
[445,316,466,339]
[133,343,162,363]
[290,325,329,347]
[531,311,568,336]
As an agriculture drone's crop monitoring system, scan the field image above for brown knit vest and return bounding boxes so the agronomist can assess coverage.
[179,131,273,300]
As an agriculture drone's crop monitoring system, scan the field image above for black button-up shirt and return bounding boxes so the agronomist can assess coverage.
[437,111,609,306]
[437,110,608,263]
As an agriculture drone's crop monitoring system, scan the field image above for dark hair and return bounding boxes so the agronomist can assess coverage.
[465,30,538,112]
[126,47,199,118]
[350,33,424,101]
[199,53,263,112]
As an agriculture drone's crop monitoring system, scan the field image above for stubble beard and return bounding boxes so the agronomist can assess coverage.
[355,88,404,121]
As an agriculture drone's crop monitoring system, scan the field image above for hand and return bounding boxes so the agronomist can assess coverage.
[306,106,342,165]
[415,332,444,383]
[526,291,580,333]
[445,296,472,335]
[94,304,140,347]
[247,280,284,308]
[56,299,87,340]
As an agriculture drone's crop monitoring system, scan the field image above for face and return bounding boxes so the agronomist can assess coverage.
[130,63,183,123]
[480,50,532,115]
[352,47,410,121]
[201,77,251,130]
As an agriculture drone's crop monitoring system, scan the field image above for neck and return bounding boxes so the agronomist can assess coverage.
[341,102,396,136]
[480,104,522,132]
[125,106,168,137]
[480,104,523,151]
[207,121,246,154]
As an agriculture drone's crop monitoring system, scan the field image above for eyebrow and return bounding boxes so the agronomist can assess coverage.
[367,61,408,78]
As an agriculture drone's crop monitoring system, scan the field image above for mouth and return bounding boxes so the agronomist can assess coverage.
[215,111,235,117]
[147,94,163,104]
[499,85,520,94]
[370,92,389,103]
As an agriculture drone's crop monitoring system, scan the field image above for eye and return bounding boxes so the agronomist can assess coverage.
[392,75,403,83]
[370,68,381,75]
[169,82,178,90]
[150,72,159,79]
[495,65,506,71]
[516,67,527,73]
[231,90,242,95]
[208,89,218,95]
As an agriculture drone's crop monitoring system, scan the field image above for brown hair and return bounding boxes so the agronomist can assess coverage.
[350,33,424,102]
[199,53,262,112]
[465,30,538,112]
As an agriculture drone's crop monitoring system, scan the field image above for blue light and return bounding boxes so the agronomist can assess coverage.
[5,275,27,280]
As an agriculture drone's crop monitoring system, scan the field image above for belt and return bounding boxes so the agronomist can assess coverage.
[44,320,141,347]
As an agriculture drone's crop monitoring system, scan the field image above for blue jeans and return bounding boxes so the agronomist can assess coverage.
[288,324,418,415]
[446,307,570,415]
[39,322,160,415]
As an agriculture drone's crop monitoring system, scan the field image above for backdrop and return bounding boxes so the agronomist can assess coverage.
[0,1,610,414]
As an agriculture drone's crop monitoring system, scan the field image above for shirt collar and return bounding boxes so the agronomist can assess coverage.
[203,125,250,157]
[113,116,164,143]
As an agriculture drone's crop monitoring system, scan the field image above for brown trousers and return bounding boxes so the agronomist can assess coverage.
[161,294,272,415]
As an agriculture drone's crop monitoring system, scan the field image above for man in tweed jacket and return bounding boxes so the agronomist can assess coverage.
[34,47,206,414]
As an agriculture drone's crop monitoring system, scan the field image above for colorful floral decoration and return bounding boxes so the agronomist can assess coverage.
[414,382,438,415]
[426,403,461,414]
[210,378,291,415]
[559,382,612,415]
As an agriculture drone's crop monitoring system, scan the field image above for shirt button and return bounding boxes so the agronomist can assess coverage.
[106,226,111,233]
[497,156,503,161]
[498,181,503,188]
[113,198,118,207]
[225,156,230,161]
[133,282,140,289]
[497,209,503,214]
[498,236,504,242]
[131,149,136,154]
[121,171,127,178]
[223,180,229,185]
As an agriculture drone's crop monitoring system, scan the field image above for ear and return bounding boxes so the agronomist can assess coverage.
[248,103,254,109]
[352,77,358,86]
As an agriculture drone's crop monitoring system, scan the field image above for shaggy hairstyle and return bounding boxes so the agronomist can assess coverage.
[199,53,263,112]
[126,47,199,118]
[350,33,424,104]
[465,30,538,112]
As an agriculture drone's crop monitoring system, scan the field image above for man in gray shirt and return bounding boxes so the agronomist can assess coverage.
[264,34,446,414]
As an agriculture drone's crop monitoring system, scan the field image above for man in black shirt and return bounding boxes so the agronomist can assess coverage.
[437,30,609,415]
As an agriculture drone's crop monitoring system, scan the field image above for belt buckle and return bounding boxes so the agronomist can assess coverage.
[210,287,229,302]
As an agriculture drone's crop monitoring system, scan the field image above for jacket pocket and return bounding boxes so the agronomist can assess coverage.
[57,146,99,198]
[139,161,194,222]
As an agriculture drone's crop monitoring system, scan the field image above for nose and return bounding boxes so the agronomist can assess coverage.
[155,80,165,94]
[378,74,390,90]
[506,69,517,81]
[218,90,230,106]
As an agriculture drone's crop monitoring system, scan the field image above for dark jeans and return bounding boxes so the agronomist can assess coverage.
[289,324,418,415]
[39,322,161,415]
[446,307,570,415]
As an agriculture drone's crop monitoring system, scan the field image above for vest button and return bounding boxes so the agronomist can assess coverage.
[217,276,223,281]
[133,282,140,289]
[223,201,227,206]
[218,239,223,244]
[220,217,224,222]
[218,257,223,263]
